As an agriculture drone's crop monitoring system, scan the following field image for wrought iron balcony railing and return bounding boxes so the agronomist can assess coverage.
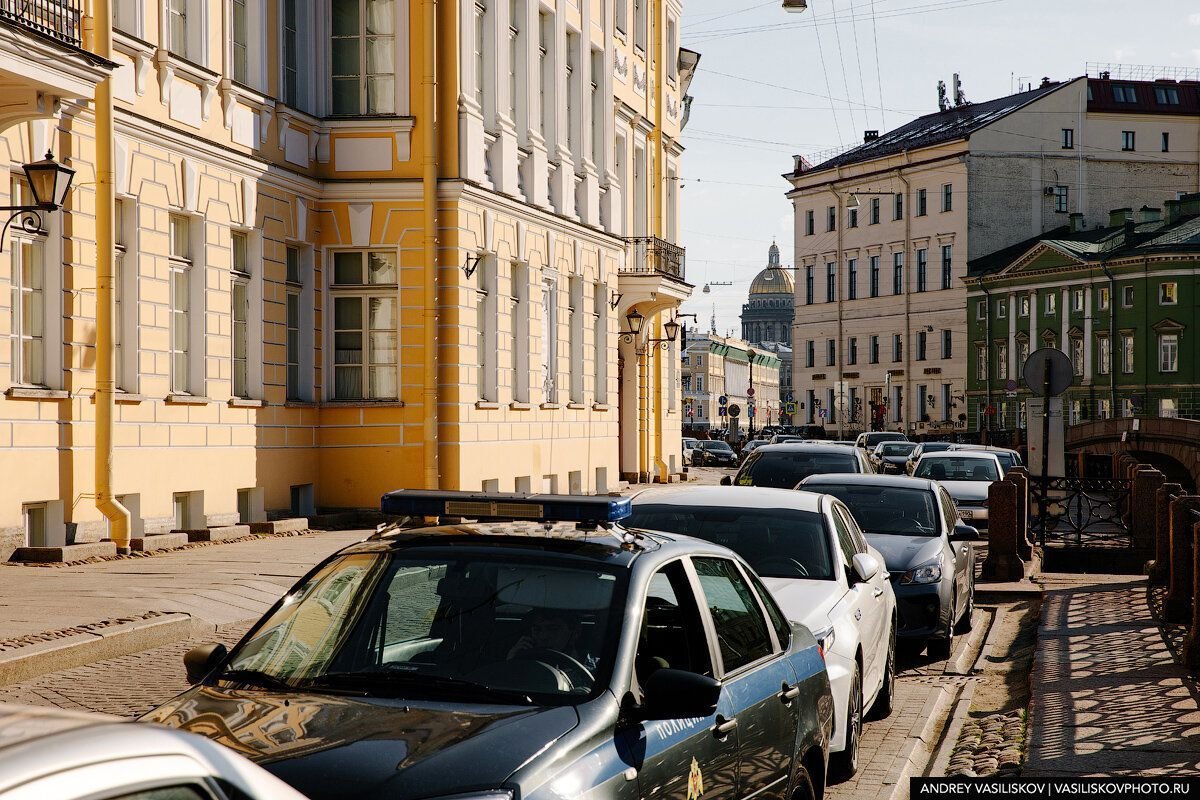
[0,0,83,48]
[622,236,686,281]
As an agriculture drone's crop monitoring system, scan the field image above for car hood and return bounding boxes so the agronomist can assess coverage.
[144,686,580,800]
[760,578,841,630]
[863,533,944,573]
[940,481,991,503]
[881,456,910,465]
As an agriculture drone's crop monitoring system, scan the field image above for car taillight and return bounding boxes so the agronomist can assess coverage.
[817,642,826,661]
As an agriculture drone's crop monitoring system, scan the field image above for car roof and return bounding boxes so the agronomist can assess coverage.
[800,473,941,491]
[630,485,828,514]
[917,450,1002,461]
[947,444,1017,454]
[756,442,859,454]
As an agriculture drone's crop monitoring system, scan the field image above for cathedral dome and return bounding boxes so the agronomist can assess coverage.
[748,265,794,296]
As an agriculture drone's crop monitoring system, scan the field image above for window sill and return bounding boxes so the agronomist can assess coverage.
[5,387,68,401]
[509,402,533,411]
[323,400,405,408]
[475,401,502,410]
[114,393,147,404]
[567,402,587,410]
[165,394,213,405]
[592,403,610,412]
[229,398,266,408]
[540,403,562,410]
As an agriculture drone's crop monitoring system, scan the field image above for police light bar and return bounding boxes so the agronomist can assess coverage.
[380,490,632,523]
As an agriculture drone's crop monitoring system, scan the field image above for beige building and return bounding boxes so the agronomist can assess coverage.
[0,0,696,558]
[788,71,1200,439]
[682,333,780,434]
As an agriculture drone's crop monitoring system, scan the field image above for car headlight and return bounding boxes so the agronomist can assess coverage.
[812,624,836,658]
[901,553,944,585]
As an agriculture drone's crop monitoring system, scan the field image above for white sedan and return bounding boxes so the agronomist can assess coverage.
[912,450,1005,528]
[0,703,308,799]
[627,485,897,781]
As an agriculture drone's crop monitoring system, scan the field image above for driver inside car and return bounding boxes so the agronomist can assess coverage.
[507,609,598,670]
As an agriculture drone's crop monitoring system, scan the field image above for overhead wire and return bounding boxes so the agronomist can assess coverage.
[828,0,860,135]
[804,1,845,144]
[869,0,887,130]
[848,0,873,134]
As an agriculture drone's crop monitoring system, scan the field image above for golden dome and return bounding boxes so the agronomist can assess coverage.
[748,266,794,296]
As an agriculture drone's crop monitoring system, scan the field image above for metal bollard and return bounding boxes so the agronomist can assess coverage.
[1150,483,1183,584]
[1166,496,1200,624]
[981,479,1024,582]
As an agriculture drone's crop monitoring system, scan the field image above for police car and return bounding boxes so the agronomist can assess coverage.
[144,491,835,800]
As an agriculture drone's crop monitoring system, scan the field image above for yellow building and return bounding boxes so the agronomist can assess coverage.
[0,0,696,556]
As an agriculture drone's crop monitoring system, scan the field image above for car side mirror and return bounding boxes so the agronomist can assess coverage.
[720,476,732,486]
[184,643,228,684]
[851,553,881,583]
[951,523,983,542]
[642,669,722,719]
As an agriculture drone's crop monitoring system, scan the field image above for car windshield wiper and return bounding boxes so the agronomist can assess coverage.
[306,670,536,705]
[215,668,298,692]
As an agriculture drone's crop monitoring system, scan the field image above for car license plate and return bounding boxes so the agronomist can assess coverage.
[958,510,973,519]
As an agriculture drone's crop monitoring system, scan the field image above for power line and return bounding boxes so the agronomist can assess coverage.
[848,0,872,134]
[869,0,887,131]
[682,0,777,30]
[828,0,859,135]
[805,1,845,144]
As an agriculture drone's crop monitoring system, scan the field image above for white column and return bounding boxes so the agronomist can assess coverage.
[460,0,489,184]
[549,15,577,218]
[524,1,549,209]
[487,0,520,196]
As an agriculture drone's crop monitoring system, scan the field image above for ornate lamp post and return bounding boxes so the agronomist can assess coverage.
[0,153,75,252]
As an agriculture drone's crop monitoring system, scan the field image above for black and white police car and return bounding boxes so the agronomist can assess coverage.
[145,491,835,800]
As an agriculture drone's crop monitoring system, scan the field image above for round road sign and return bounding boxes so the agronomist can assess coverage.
[747,387,756,397]
[1022,347,1073,397]
[718,395,729,406]
[728,404,741,418]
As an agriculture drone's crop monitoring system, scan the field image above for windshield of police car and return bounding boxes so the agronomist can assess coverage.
[222,552,623,704]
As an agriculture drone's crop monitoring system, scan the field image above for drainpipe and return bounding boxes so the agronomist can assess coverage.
[421,0,440,489]
[980,280,993,444]
[93,0,131,553]
[829,183,844,440]
[1100,260,1116,411]
[650,0,669,483]
[898,162,912,435]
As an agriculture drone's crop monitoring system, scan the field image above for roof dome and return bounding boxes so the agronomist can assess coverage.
[749,265,794,296]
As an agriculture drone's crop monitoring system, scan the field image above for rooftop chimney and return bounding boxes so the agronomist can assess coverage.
[1099,70,1111,79]
[1040,76,1051,88]
[1179,192,1200,218]
[793,155,805,175]
[863,130,879,142]
[1164,199,1182,225]
[1069,213,1085,233]
[1134,206,1161,225]
[1108,207,1132,228]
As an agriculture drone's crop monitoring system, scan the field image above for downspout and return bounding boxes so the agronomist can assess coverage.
[421,0,440,488]
[1100,260,1116,411]
[651,0,669,483]
[92,0,131,552]
[980,280,993,444]
[898,161,912,434]
[830,183,844,440]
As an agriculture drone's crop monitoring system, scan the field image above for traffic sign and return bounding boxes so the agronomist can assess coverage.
[1004,379,1018,392]
[818,409,827,419]
[786,393,794,403]
[687,408,694,417]
[748,406,756,417]
[747,387,756,397]
[728,404,741,418]
[785,402,797,415]
[1023,348,1073,397]
[985,404,997,416]
[718,395,728,406]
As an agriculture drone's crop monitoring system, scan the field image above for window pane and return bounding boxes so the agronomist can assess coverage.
[333,252,363,284]
[332,0,360,36]
[368,296,395,330]
[335,295,364,330]
[170,215,189,259]
[335,365,363,399]
[367,251,396,283]
[335,332,362,364]
[366,76,395,114]
[332,38,361,77]
[333,79,360,115]
[693,557,773,672]
[366,36,395,74]
[369,366,397,398]
[365,0,394,34]
[286,247,301,283]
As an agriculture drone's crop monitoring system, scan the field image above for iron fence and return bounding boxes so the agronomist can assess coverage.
[1030,476,1132,549]
[0,0,83,47]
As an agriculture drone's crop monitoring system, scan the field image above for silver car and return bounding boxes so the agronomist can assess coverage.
[0,703,307,800]
[912,451,1005,528]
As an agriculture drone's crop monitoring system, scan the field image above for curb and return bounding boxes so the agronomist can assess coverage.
[926,679,980,777]
[884,682,957,800]
[0,613,206,687]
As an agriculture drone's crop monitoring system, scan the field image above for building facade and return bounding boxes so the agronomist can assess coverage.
[0,0,697,557]
[788,71,1200,440]
[740,242,795,422]
[965,197,1200,435]
[682,334,780,434]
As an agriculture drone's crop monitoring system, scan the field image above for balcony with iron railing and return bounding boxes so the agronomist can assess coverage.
[0,0,84,48]
[622,236,686,281]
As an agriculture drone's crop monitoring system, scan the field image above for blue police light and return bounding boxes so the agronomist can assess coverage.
[380,490,632,524]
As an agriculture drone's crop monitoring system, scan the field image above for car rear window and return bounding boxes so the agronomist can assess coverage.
[807,485,939,536]
[627,504,834,580]
[915,457,999,482]
[736,451,859,488]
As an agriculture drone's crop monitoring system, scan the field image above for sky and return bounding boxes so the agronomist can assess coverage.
[676,0,1200,337]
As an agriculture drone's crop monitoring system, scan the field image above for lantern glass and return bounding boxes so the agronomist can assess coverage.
[664,319,681,342]
[625,309,645,336]
[22,152,75,210]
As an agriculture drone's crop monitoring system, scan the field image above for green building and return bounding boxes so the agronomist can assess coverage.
[964,196,1200,436]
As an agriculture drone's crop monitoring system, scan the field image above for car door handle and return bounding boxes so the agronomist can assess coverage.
[873,587,885,598]
[713,715,738,738]
[779,683,801,704]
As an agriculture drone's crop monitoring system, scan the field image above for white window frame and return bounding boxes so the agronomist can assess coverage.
[113,0,143,35]
[1122,285,1134,307]
[1121,333,1135,374]
[1071,288,1084,312]
[592,280,607,404]
[330,0,402,116]
[113,198,138,392]
[542,276,559,403]
[1097,335,1111,375]
[476,256,498,402]
[329,248,400,401]
[1159,333,1179,373]
[1161,398,1179,418]
[568,276,584,403]
[164,0,207,65]
[1159,282,1178,305]
[229,230,263,400]
[1044,292,1056,315]
[284,244,315,402]
[168,213,203,396]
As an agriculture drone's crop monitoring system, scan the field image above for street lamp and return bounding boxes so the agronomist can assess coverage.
[0,152,76,252]
[747,348,756,437]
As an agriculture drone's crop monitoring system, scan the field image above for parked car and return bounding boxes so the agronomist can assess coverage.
[855,431,909,450]
[871,442,917,474]
[904,441,955,475]
[682,437,699,466]
[627,485,896,781]
[946,444,1024,471]
[146,491,834,800]
[0,703,307,799]
[740,438,770,463]
[912,451,1005,528]
[692,439,738,467]
[725,443,874,488]
[797,475,981,659]
[771,434,808,444]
